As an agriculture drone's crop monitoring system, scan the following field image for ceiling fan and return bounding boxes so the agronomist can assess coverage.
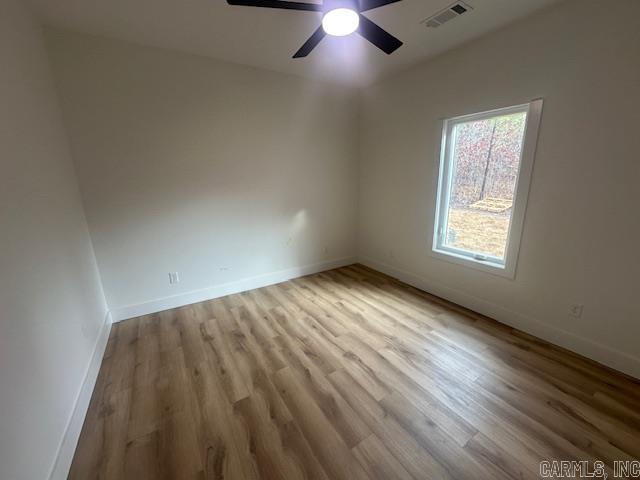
[226,0,403,58]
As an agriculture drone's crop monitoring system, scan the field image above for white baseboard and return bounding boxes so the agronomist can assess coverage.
[359,256,640,380]
[111,257,357,322]
[48,311,113,480]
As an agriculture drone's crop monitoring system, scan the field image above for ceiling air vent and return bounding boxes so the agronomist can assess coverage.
[422,1,473,28]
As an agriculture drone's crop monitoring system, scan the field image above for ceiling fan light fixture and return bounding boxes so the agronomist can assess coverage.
[322,8,360,36]
[225,0,403,58]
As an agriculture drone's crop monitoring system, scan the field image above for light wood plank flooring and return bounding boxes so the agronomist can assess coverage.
[69,264,640,479]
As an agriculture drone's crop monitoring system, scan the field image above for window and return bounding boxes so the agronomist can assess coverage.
[432,100,543,277]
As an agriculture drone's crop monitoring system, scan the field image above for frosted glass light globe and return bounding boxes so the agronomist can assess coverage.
[322,8,360,37]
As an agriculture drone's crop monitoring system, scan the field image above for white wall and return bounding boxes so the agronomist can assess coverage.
[45,30,359,320]
[0,2,109,480]
[358,0,640,378]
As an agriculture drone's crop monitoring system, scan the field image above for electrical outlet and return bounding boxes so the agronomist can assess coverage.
[569,304,584,318]
[168,272,180,285]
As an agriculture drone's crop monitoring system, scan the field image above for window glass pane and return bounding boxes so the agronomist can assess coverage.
[444,111,527,260]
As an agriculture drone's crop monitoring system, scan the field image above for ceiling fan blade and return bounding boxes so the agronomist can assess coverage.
[293,25,326,58]
[359,0,402,12]
[357,15,402,54]
[227,0,322,11]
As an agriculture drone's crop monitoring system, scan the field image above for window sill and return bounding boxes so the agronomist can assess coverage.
[430,247,516,279]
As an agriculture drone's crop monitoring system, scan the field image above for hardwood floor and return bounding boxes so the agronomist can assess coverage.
[69,264,640,479]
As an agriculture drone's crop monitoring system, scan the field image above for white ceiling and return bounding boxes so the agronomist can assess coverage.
[27,0,561,86]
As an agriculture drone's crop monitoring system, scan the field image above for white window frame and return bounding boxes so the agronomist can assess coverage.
[431,99,543,279]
